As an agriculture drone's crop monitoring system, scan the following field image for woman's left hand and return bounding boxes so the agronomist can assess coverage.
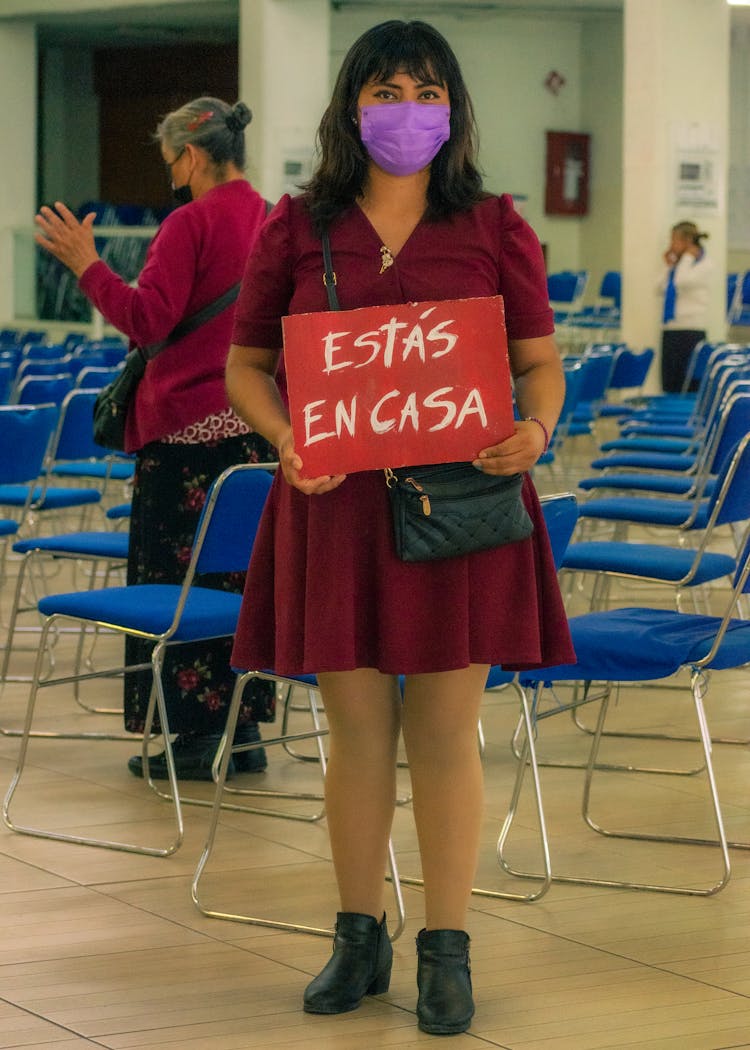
[34,201,100,278]
[472,419,547,475]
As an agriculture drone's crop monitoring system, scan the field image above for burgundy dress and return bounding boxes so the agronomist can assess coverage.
[230,193,575,676]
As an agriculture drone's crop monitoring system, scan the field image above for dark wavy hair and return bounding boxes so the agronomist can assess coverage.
[305,20,484,232]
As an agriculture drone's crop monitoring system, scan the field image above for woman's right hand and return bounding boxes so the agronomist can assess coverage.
[277,428,346,495]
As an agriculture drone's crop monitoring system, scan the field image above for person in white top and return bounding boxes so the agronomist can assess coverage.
[658,221,714,392]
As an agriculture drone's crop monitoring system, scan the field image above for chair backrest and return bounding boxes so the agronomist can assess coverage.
[192,464,276,576]
[15,356,73,381]
[0,404,58,485]
[74,365,123,389]
[49,388,110,462]
[707,429,750,529]
[12,373,75,406]
[598,270,621,310]
[20,342,66,361]
[0,361,14,404]
[539,493,578,569]
[547,270,588,306]
[577,345,617,403]
[608,346,654,391]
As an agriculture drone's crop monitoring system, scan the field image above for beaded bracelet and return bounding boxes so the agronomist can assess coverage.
[524,416,550,453]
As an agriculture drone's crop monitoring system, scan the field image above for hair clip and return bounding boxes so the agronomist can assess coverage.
[187,110,214,132]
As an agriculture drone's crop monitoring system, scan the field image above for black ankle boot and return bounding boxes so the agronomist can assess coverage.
[416,928,474,1035]
[303,912,392,1014]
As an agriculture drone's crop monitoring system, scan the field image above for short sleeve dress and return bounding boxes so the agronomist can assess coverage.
[230,192,575,676]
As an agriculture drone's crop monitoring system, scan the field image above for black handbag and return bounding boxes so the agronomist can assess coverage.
[93,282,241,451]
[384,462,532,562]
[321,231,533,562]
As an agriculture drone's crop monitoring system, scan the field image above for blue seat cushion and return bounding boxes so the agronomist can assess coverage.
[0,484,101,509]
[579,496,709,528]
[561,541,735,585]
[519,607,750,683]
[38,584,242,641]
[0,519,18,537]
[14,531,129,559]
[599,436,694,454]
[579,474,715,496]
[589,453,696,472]
[52,461,135,481]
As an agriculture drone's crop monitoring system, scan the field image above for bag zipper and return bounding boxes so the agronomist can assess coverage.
[384,468,431,516]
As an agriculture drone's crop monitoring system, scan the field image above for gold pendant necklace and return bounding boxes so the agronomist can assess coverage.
[379,245,394,275]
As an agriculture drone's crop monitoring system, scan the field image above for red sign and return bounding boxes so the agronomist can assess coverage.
[282,296,514,478]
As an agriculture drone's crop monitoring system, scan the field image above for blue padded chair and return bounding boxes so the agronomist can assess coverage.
[2,462,275,856]
[563,424,750,612]
[0,404,59,557]
[497,521,750,898]
[582,356,750,489]
[547,270,588,325]
[0,389,107,534]
[576,419,750,541]
[48,385,134,491]
[579,381,750,499]
[596,346,654,419]
[0,527,130,727]
[568,344,618,433]
[597,349,750,456]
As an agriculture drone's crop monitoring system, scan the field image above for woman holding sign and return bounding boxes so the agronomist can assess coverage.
[226,20,573,1036]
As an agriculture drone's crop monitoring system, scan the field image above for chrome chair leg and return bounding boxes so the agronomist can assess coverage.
[2,621,183,856]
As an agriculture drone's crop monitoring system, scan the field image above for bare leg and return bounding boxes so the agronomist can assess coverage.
[317,669,402,919]
[401,665,488,931]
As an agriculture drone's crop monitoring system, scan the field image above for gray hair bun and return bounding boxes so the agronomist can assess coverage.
[226,102,252,134]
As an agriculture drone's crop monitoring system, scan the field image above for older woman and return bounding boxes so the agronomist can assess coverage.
[35,97,276,779]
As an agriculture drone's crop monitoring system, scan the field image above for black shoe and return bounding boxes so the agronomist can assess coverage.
[232,721,268,773]
[303,912,392,1014]
[128,727,267,781]
[416,928,474,1035]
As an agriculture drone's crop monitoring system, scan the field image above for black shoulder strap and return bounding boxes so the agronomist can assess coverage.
[141,282,241,360]
[321,230,340,312]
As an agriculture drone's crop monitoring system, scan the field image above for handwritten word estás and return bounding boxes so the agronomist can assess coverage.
[322,308,457,374]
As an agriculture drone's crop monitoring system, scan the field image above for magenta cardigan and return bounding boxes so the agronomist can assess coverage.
[79,180,268,452]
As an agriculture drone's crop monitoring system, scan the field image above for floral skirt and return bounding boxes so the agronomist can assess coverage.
[124,433,277,735]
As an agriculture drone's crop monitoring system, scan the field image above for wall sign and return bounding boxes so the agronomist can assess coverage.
[283,296,515,478]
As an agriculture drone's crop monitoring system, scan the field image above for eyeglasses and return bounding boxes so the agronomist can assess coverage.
[164,149,185,172]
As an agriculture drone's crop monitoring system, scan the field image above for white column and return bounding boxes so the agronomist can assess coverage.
[621,0,730,390]
[0,22,37,323]
[238,0,330,203]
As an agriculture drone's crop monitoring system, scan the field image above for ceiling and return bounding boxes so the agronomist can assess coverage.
[3,0,743,50]
[4,0,624,50]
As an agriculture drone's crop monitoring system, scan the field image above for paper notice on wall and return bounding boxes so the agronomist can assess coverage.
[671,121,723,217]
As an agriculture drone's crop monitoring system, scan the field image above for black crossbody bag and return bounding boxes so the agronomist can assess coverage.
[93,282,240,452]
[320,231,533,562]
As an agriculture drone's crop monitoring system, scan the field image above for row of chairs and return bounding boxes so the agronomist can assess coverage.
[0,337,127,406]
[1,438,749,933]
[0,336,748,935]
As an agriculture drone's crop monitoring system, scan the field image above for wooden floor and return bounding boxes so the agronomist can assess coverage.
[1,427,750,1050]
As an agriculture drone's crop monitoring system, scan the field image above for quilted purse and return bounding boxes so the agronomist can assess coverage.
[384,462,532,562]
[321,231,533,562]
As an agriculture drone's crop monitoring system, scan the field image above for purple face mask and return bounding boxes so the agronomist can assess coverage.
[360,101,450,177]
